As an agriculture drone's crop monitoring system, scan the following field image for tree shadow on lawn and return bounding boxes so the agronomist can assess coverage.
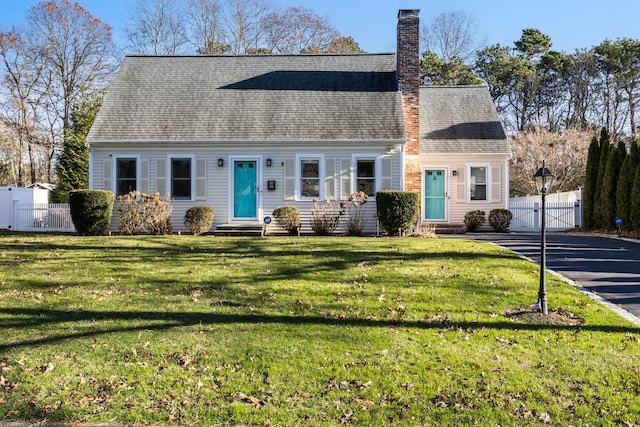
[1,235,515,263]
[2,238,520,293]
[0,306,638,352]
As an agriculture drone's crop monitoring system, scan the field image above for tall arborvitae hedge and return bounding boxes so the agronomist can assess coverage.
[593,128,611,229]
[583,134,601,230]
[584,132,640,233]
[616,141,638,231]
[630,164,640,231]
[600,141,626,230]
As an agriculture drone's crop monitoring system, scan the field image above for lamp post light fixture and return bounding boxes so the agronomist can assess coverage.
[533,160,555,315]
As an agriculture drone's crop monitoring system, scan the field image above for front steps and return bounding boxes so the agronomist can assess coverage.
[420,223,467,234]
[214,223,266,236]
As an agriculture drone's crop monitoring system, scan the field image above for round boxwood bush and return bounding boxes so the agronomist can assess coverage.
[69,189,114,236]
[184,206,215,235]
[272,206,300,235]
[376,190,419,236]
[464,210,486,232]
[489,208,513,232]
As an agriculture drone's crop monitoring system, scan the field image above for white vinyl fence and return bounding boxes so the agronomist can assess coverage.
[12,203,75,232]
[509,190,582,232]
[0,185,75,232]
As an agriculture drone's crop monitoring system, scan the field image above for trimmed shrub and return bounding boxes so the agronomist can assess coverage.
[464,210,485,232]
[489,209,513,232]
[376,190,419,236]
[272,206,300,235]
[69,189,114,236]
[184,206,215,235]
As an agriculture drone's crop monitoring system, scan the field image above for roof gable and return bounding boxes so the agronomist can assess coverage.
[88,54,405,144]
[420,85,509,154]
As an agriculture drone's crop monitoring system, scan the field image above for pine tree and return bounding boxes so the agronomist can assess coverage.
[52,92,102,203]
[583,134,601,230]
[593,128,611,229]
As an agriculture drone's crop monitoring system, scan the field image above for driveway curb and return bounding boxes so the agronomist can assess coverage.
[485,239,640,328]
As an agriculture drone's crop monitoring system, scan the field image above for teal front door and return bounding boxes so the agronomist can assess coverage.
[234,160,257,219]
[424,170,446,220]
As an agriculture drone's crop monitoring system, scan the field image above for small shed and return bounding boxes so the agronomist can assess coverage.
[0,185,50,229]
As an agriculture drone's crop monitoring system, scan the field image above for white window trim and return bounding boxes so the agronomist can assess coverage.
[351,154,380,199]
[112,154,141,198]
[467,163,490,203]
[167,154,196,201]
[296,154,324,201]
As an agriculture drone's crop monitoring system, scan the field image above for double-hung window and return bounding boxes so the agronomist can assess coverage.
[299,157,321,199]
[469,165,488,201]
[115,157,139,197]
[355,158,376,196]
[169,156,193,200]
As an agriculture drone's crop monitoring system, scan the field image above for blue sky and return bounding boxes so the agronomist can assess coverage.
[1,0,639,54]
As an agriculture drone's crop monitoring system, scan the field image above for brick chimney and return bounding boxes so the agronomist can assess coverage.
[397,9,421,193]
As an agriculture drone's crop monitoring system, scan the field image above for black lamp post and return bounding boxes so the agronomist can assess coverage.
[533,161,555,315]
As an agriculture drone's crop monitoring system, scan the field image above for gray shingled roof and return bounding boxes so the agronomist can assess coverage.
[88,54,405,144]
[420,85,509,154]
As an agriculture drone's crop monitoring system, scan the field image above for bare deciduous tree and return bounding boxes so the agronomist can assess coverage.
[0,0,117,186]
[127,0,351,55]
[325,36,364,54]
[509,127,593,196]
[27,0,117,131]
[223,0,273,54]
[0,28,49,185]
[264,6,340,54]
[186,0,228,54]
[421,10,482,62]
[126,0,189,54]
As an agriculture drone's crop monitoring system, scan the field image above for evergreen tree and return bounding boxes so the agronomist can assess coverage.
[600,141,626,230]
[630,162,640,231]
[52,92,102,203]
[593,128,611,229]
[583,133,601,230]
[616,140,638,230]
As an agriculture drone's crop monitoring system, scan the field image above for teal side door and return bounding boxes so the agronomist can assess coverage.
[234,160,257,219]
[424,169,446,220]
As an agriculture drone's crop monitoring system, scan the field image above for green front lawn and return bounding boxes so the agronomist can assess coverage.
[0,234,638,426]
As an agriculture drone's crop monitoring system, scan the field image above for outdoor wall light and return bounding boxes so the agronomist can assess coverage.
[452,170,457,176]
[266,158,272,167]
[217,158,224,167]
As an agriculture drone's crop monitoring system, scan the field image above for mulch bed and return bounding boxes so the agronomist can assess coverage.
[504,307,585,326]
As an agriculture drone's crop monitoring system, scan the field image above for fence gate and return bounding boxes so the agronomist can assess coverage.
[12,203,76,232]
[509,200,581,232]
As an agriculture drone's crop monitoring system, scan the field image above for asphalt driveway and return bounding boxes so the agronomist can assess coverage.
[455,232,640,320]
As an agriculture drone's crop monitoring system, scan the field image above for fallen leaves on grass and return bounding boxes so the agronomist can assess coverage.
[326,378,373,393]
[495,336,517,347]
[234,391,265,407]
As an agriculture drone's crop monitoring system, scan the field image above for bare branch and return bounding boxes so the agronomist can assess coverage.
[421,10,482,62]
[126,0,189,54]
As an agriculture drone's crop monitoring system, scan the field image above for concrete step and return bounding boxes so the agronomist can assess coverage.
[214,223,265,236]
[422,223,467,234]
